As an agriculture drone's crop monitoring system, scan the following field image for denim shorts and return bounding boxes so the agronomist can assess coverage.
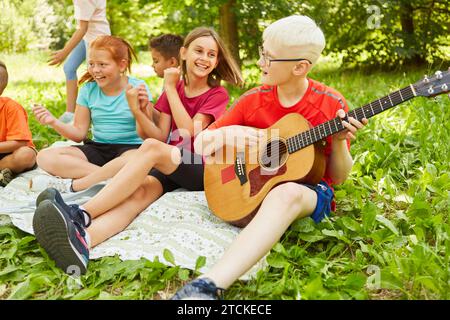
[303,181,334,223]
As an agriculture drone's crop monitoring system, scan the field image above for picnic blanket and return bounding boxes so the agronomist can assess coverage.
[0,145,267,279]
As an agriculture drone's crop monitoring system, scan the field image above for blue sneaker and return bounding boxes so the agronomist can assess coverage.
[36,187,71,209]
[35,188,90,230]
[171,278,224,300]
[33,198,91,275]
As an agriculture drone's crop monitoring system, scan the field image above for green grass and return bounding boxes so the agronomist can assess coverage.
[0,51,449,300]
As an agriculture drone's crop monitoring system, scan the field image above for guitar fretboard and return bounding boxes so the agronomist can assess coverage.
[286,85,416,153]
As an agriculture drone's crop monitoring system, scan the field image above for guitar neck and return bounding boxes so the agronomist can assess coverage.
[287,84,417,153]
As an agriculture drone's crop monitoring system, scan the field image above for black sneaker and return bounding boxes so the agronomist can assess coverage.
[36,187,71,209]
[171,278,224,300]
[0,168,14,187]
[33,199,91,275]
[36,188,90,228]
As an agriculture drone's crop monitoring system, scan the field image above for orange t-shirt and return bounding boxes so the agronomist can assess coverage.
[0,97,35,148]
[208,78,350,187]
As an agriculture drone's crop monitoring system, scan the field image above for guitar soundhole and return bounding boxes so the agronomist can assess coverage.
[259,139,288,170]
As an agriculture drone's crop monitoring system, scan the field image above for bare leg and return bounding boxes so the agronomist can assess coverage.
[202,183,318,289]
[71,149,137,192]
[66,79,78,113]
[82,138,181,217]
[87,176,163,247]
[37,146,99,178]
[0,146,36,173]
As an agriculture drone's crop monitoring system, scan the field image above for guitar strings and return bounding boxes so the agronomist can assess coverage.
[259,87,415,165]
[286,87,415,153]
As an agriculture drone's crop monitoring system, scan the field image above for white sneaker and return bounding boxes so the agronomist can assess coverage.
[58,112,74,124]
[29,175,73,193]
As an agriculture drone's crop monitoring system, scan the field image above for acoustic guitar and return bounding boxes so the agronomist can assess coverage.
[204,69,450,227]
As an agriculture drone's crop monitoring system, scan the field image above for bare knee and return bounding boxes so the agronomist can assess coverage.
[130,178,157,202]
[10,147,36,172]
[266,183,309,217]
[139,138,170,163]
[36,148,52,168]
[131,184,150,202]
[140,138,163,153]
[36,148,64,174]
[270,183,305,202]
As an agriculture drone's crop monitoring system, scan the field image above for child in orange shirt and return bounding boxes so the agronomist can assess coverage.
[0,60,37,186]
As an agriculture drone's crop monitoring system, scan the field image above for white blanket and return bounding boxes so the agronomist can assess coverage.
[0,167,266,279]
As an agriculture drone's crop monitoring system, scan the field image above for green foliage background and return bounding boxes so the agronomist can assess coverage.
[0,0,448,67]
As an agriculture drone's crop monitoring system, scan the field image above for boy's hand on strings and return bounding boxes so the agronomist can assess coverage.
[163,67,181,90]
[48,50,67,66]
[333,109,368,141]
[225,126,266,151]
[125,84,140,113]
[32,104,57,126]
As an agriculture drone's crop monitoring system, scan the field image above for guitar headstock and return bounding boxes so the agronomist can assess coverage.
[413,68,450,97]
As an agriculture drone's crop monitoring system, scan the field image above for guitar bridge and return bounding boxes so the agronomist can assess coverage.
[234,152,247,185]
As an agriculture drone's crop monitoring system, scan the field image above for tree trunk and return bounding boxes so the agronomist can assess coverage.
[219,0,241,68]
[399,2,425,65]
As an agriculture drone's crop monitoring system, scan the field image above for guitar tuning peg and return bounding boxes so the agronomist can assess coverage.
[435,71,443,79]
[424,75,429,83]
[428,86,434,94]
[442,84,448,91]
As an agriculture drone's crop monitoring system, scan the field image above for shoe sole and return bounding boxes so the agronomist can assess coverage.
[36,188,59,208]
[33,200,88,275]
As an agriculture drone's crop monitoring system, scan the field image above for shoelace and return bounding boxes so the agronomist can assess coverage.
[72,220,87,238]
[69,204,92,228]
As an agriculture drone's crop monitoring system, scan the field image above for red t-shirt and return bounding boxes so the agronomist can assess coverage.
[209,78,350,187]
[155,80,229,151]
[0,97,35,149]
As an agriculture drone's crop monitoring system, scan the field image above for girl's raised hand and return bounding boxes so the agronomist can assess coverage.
[32,104,57,126]
[163,67,181,90]
[137,84,151,111]
[125,84,140,113]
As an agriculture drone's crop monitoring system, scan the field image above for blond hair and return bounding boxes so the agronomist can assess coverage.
[181,27,243,88]
[263,15,325,65]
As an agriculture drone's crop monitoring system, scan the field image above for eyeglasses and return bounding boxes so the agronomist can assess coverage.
[258,46,312,67]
